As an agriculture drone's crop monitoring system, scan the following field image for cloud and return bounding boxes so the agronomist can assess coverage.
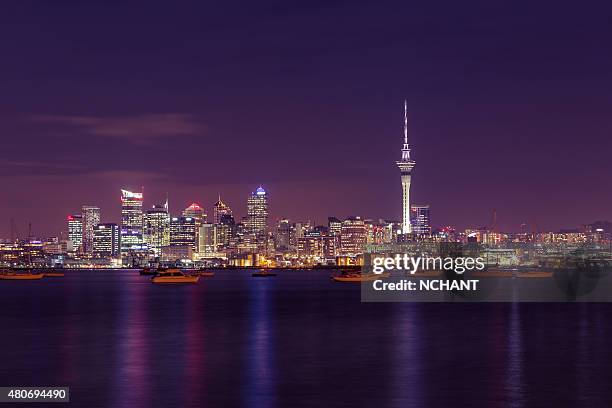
[31,113,205,141]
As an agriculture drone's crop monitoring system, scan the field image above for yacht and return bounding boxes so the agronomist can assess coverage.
[151,269,199,284]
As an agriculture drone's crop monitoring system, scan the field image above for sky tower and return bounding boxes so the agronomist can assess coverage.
[396,100,416,234]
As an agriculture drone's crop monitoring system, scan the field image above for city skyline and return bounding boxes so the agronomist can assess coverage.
[2,2,612,237]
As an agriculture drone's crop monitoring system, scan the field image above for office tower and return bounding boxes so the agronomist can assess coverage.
[198,223,218,256]
[81,205,101,253]
[328,217,342,236]
[67,214,83,252]
[396,100,416,234]
[213,196,232,224]
[93,223,120,257]
[245,186,268,235]
[170,216,196,248]
[145,203,170,256]
[411,204,431,235]
[183,202,206,224]
[183,203,205,249]
[340,216,366,256]
[216,213,235,250]
[120,189,144,254]
[275,219,293,251]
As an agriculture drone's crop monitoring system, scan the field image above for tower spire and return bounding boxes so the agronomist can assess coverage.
[396,99,416,235]
[404,99,408,145]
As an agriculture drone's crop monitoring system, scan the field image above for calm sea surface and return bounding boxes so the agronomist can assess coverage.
[1,269,611,408]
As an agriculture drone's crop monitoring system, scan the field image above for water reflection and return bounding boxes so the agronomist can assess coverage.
[243,281,277,408]
[113,279,150,408]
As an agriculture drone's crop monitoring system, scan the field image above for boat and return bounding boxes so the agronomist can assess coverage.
[252,269,277,277]
[139,267,158,276]
[517,271,553,278]
[332,273,381,283]
[0,270,44,280]
[151,269,199,284]
[43,272,65,277]
[198,270,215,277]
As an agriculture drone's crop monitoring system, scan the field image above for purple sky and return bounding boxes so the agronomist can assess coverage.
[1,0,611,238]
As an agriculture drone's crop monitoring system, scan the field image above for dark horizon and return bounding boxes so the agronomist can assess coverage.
[2,0,612,238]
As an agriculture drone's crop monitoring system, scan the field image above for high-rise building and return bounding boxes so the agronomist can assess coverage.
[183,203,206,224]
[213,196,232,224]
[93,223,120,257]
[245,186,268,235]
[340,216,366,256]
[183,203,205,250]
[67,214,83,252]
[145,202,170,256]
[198,223,218,256]
[396,100,416,234]
[81,205,101,253]
[120,189,144,254]
[411,205,431,235]
[170,216,196,248]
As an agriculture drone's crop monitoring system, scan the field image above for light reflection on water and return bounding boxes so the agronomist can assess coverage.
[0,270,611,408]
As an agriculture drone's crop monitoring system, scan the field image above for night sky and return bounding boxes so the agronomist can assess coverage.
[1,0,611,238]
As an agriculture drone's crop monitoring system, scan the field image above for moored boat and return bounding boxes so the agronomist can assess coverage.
[0,270,45,280]
[332,273,381,283]
[43,272,65,277]
[252,269,277,277]
[151,269,199,284]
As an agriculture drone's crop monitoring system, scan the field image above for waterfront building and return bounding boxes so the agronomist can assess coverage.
[93,223,120,257]
[340,216,366,256]
[170,216,196,248]
[183,203,205,250]
[396,100,416,234]
[328,217,342,237]
[245,186,268,236]
[81,205,101,254]
[213,196,232,224]
[198,223,218,256]
[145,203,170,256]
[120,189,145,255]
[275,219,293,251]
[67,214,83,252]
[410,205,431,235]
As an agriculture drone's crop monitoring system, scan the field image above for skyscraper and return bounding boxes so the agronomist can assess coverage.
[93,223,120,257]
[213,196,232,224]
[340,216,366,256]
[145,202,170,256]
[170,216,196,248]
[81,205,101,253]
[396,100,416,234]
[67,214,83,252]
[183,203,206,224]
[245,186,268,235]
[183,203,205,250]
[120,189,144,255]
[411,205,431,235]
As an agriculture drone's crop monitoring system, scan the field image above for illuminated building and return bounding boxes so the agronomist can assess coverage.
[213,196,232,224]
[93,223,120,257]
[120,189,144,254]
[328,217,342,237]
[183,203,205,249]
[67,214,83,252]
[145,202,170,256]
[81,205,101,253]
[396,100,416,234]
[410,205,431,235]
[340,216,366,256]
[198,223,218,256]
[275,219,293,251]
[170,216,196,248]
[245,186,268,236]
